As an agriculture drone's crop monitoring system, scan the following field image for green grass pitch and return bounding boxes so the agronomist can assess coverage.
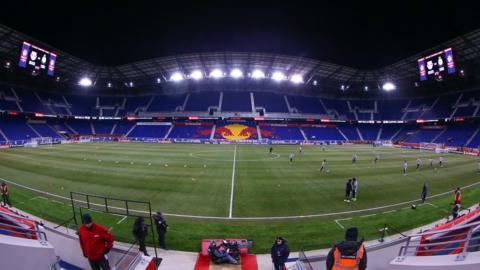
[1,142,479,252]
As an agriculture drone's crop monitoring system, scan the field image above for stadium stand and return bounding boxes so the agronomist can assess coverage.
[404,127,444,143]
[302,125,344,141]
[357,124,381,141]
[148,94,187,112]
[287,95,326,114]
[259,125,304,140]
[28,122,62,138]
[67,120,93,135]
[128,123,171,139]
[253,92,289,113]
[0,119,38,141]
[222,91,252,112]
[336,123,360,140]
[168,123,213,139]
[184,91,220,112]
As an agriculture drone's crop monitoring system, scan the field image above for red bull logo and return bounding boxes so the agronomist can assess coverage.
[216,124,257,140]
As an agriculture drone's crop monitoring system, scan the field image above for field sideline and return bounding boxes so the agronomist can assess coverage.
[1,142,479,252]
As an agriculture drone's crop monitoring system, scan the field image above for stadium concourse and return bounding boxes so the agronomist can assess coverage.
[2,6,480,269]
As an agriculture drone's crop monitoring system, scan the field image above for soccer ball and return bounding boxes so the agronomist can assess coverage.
[411,204,417,209]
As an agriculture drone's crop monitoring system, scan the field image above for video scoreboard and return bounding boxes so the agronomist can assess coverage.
[18,41,57,76]
[417,48,455,81]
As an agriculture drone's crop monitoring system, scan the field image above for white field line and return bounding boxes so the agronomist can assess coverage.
[426,203,438,208]
[3,176,480,220]
[334,220,345,229]
[360,213,376,218]
[228,144,237,219]
[116,215,128,225]
[334,217,352,229]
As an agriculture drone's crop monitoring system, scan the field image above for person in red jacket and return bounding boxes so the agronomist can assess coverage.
[78,214,114,270]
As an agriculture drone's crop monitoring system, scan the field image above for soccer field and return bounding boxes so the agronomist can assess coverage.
[1,142,479,252]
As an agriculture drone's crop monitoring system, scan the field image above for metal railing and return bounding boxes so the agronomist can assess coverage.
[112,241,142,270]
[292,249,314,270]
[398,220,480,259]
[0,210,47,241]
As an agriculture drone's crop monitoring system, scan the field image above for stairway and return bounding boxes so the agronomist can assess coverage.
[465,127,480,147]
[210,125,216,140]
[110,122,118,135]
[164,125,174,139]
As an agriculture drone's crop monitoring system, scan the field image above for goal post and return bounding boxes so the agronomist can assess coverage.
[24,137,53,147]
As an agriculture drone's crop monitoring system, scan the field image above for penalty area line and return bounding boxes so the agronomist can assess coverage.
[228,144,237,219]
[334,217,352,229]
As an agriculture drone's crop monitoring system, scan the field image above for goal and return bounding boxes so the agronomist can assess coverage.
[24,137,53,148]
[420,142,445,153]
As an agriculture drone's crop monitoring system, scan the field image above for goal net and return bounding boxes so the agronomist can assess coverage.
[24,137,53,147]
[420,142,445,153]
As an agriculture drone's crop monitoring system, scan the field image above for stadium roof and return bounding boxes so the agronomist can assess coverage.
[1,23,480,89]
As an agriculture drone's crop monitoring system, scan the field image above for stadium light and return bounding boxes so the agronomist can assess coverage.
[251,69,265,79]
[190,70,203,80]
[210,69,224,79]
[313,80,318,86]
[364,86,369,91]
[129,81,134,87]
[271,71,286,82]
[230,69,243,78]
[78,77,92,87]
[107,82,112,88]
[382,82,396,91]
[290,74,303,84]
[170,72,184,82]
[156,78,161,84]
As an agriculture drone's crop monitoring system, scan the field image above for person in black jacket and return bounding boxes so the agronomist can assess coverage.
[421,183,428,203]
[344,179,353,203]
[271,237,289,270]
[326,227,367,270]
[132,216,149,256]
[153,212,168,249]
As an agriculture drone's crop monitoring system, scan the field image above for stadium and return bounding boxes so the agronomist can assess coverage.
[1,2,480,270]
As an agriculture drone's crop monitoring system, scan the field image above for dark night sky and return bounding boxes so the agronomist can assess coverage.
[1,1,479,69]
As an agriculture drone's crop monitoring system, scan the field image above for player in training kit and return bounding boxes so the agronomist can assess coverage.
[269,146,273,154]
[321,144,326,151]
[298,145,303,155]
[403,160,408,176]
[352,178,358,201]
[321,159,327,172]
[289,152,294,164]
[374,153,379,164]
[352,153,357,165]
[429,158,433,168]
[439,156,444,167]
[416,158,422,170]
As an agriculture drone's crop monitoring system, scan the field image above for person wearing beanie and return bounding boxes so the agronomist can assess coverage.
[271,237,290,270]
[153,211,169,249]
[78,213,114,270]
[326,227,367,270]
[132,216,149,256]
